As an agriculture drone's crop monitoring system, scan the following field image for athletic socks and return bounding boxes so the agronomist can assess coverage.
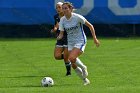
[76,58,86,70]
[75,67,84,79]
[65,62,71,76]
[75,67,90,85]
[76,58,88,78]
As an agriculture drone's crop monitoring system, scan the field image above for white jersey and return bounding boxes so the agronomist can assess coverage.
[59,13,87,45]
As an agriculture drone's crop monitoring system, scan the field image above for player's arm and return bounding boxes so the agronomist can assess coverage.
[57,31,64,40]
[57,18,64,40]
[85,20,100,47]
[51,22,59,33]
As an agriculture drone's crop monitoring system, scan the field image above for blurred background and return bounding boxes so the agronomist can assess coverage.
[0,0,140,38]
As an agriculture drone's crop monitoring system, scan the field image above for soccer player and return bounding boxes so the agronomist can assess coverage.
[51,2,71,76]
[57,2,100,85]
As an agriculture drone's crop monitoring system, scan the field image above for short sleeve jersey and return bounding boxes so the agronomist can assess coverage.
[59,13,87,44]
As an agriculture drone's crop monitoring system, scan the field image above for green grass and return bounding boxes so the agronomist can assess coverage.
[0,38,140,93]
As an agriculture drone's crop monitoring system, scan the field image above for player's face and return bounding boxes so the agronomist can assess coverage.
[62,4,72,16]
[56,4,63,14]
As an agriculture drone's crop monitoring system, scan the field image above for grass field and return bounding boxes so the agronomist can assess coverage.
[0,38,140,93]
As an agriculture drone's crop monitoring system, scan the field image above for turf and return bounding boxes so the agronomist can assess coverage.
[0,38,139,93]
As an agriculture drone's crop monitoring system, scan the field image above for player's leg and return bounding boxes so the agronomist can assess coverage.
[54,39,64,60]
[68,48,82,69]
[63,35,71,76]
[54,39,71,76]
[63,47,71,76]
[54,46,64,60]
[76,58,88,78]
[74,43,88,78]
[68,48,85,79]
[68,44,90,85]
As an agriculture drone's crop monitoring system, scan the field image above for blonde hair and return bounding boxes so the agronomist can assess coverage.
[62,2,74,10]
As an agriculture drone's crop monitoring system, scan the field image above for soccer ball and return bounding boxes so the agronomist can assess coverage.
[41,77,54,87]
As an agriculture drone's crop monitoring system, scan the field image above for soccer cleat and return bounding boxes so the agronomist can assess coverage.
[82,66,88,78]
[66,72,71,76]
[83,78,90,85]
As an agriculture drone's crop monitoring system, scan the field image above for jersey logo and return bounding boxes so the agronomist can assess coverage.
[65,26,78,31]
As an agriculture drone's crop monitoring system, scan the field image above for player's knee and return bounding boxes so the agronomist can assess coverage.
[54,54,62,60]
[68,56,76,63]
[71,63,77,69]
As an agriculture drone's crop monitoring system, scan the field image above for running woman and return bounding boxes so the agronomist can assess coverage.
[57,2,100,85]
[51,2,71,76]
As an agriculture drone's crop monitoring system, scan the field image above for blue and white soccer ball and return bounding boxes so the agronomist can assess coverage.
[41,77,54,87]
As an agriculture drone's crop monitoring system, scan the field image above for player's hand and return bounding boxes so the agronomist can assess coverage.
[94,39,100,47]
[57,31,64,40]
[51,27,57,33]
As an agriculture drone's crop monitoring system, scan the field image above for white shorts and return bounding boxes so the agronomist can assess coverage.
[68,43,86,52]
